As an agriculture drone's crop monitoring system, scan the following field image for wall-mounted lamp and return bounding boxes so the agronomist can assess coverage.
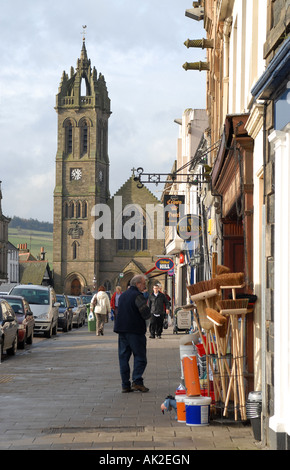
[185,7,204,21]
[183,61,210,72]
[184,38,214,49]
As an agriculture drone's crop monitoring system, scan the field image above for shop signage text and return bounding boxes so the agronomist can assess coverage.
[177,214,201,241]
[155,258,175,271]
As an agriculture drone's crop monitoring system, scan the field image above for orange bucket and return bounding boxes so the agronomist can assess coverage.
[175,393,186,423]
[182,355,201,397]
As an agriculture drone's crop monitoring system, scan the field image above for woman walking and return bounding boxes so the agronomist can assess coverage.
[111,286,122,319]
[90,286,111,336]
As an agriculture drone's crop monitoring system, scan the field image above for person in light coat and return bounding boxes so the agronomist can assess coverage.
[90,286,111,336]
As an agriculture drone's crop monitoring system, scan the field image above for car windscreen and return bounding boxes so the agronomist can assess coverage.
[81,295,92,303]
[56,295,66,307]
[10,288,49,305]
[4,298,23,314]
[68,297,77,307]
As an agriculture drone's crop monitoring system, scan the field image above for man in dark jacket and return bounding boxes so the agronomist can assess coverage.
[114,274,151,393]
[148,284,170,339]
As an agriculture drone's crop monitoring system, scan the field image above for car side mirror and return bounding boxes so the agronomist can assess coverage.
[4,316,14,323]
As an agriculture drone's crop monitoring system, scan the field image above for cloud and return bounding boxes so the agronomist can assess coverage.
[0,0,206,222]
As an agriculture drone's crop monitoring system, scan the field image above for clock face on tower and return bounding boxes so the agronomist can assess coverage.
[70,168,82,181]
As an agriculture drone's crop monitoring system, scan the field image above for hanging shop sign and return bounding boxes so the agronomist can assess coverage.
[164,195,185,226]
[177,214,201,241]
[155,258,175,272]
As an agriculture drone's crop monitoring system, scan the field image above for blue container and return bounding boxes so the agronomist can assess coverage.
[185,396,211,426]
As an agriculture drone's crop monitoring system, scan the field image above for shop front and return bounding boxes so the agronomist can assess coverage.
[211,113,255,392]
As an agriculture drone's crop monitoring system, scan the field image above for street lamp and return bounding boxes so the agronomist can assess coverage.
[93,274,97,291]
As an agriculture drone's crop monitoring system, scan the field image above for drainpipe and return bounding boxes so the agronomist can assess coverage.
[261,100,268,444]
[223,17,232,121]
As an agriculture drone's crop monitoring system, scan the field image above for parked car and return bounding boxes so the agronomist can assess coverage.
[80,294,92,306]
[0,298,18,357]
[67,296,86,328]
[56,294,73,332]
[9,285,59,338]
[0,295,34,349]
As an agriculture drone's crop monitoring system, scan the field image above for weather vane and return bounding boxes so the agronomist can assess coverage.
[81,25,87,42]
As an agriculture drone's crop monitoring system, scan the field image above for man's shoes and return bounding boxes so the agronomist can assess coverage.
[157,336,161,339]
[132,383,149,392]
[122,387,133,393]
[149,335,155,339]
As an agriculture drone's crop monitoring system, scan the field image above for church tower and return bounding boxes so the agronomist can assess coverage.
[53,39,111,294]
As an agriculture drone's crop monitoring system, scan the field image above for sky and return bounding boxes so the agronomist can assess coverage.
[0,0,207,223]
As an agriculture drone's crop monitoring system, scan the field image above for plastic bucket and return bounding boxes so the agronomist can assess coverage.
[185,396,211,426]
[182,355,201,396]
[179,345,194,378]
[175,394,186,423]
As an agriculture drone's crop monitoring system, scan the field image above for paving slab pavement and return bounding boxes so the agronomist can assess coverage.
[0,320,265,452]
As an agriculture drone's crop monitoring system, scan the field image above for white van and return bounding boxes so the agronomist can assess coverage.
[9,285,59,338]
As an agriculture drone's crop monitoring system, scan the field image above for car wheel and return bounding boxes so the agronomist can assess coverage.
[26,331,33,345]
[63,320,68,333]
[52,323,57,335]
[18,335,26,350]
[44,323,53,338]
[7,336,17,356]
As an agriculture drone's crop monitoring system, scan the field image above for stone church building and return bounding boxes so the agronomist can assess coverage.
[53,41,165,295]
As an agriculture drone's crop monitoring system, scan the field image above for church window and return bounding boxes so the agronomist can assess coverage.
[69,201,75,218]
[82,201,88,218]
[65,122,73,154]
[81,122,88,155]
[76,201,81,218]
[72,241,78,260]
[117,213,147,252]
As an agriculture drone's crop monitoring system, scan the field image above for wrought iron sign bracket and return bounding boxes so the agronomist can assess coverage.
[131,167,208,189]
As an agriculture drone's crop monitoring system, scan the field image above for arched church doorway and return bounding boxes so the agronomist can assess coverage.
[71,278,81,295]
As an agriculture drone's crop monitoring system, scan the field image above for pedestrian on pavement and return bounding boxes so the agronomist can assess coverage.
[148,283,170,339]
[142,287,149,301]
[90,286,111,336]
[110,286,122,319]
[114,274,151,393]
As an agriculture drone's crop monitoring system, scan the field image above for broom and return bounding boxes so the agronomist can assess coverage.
[206,308,230,402]
[216,298,249,420]
[216,265,231,275]
[216,299,249,315]
[187,279,221,305]
[215,272,245,287]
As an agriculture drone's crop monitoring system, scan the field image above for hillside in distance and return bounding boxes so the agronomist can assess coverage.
[8,217,53,266]
[9,216,53,233]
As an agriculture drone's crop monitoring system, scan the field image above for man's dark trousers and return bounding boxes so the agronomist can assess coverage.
[149,314,164,337]
[118,333,147,388]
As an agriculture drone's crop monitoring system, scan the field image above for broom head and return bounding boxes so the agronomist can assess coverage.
[215,272,244,287]
[206,308,227,327]
[187,278,220,297]
[216,298,249,314]
[216,265,231,275]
